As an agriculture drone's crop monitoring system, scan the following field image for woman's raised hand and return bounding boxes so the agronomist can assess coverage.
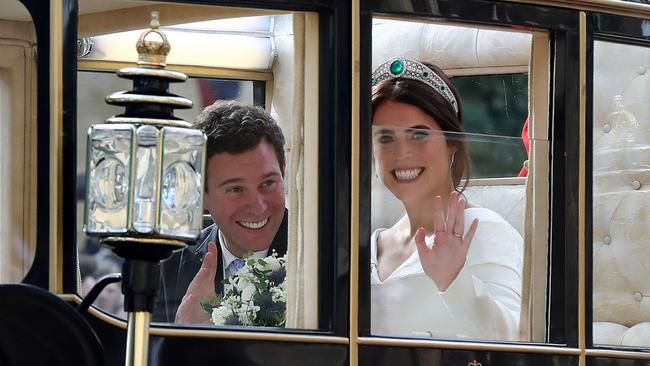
[415,191,479,291]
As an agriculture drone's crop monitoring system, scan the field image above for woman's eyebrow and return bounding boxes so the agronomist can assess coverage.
[407,124,432,130]
[374,128,396,134]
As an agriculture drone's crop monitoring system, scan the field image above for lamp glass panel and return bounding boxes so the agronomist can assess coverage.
[85,124,134,233]
[158,127,206,239]
[131,125,160,233]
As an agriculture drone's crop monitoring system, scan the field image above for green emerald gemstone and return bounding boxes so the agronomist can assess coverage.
[389,59,404,75]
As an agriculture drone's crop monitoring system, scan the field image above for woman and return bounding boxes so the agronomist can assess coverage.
[370,57,523,340]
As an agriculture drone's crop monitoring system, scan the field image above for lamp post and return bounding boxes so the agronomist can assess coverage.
[83,12,206,366]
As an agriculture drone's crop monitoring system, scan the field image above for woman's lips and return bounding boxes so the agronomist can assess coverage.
[393,167,424,181]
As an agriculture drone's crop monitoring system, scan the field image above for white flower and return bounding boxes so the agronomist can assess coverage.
[240,281,257,302]
[265,256,282,272]
[271,286,286,303]
[212,304,233,326]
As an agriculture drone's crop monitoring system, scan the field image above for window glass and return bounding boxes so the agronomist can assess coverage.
[592,40,650,347]
[76,6,321,331]
[370,17,548,342]
[454,74,529,178]
[0,1,37,284]
[76,71,256,320]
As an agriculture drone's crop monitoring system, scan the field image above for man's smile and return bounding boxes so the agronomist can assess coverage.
[237,217,269,230]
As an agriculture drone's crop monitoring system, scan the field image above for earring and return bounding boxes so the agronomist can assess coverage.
[449,153,455,170]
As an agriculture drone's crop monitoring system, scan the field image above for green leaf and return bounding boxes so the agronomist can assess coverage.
[199,295,222,314]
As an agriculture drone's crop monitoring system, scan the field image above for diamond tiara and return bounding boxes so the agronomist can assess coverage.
[371,57,459,114]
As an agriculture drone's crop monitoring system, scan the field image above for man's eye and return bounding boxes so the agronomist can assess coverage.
[226,186,243,194]
[261,180,277,189]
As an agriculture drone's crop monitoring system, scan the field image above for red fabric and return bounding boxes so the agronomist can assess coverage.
[517,116,530,177]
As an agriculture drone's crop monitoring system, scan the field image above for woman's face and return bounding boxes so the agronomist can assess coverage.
[372,100,453,203]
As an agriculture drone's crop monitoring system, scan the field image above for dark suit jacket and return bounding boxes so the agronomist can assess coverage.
[153,209,288,323]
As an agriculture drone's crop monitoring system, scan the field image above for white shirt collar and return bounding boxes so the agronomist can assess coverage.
[218,229,268,278]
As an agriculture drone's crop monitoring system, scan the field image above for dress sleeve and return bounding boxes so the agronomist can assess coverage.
[438,219,523,341]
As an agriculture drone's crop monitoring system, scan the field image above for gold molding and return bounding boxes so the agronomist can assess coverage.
[357,337,582,355]
[101,237,188,247]
[264,79,274,112]
[57,294,348,344]
[578,12,587,366]
[376,0,650,19]
[586,349,650,360]
[49,0,63,294]
[78,4,286,38]
[527,29,552,343]
[78,59,273,81]
[350,0,361,365]
[126,312,150,366]
[504,0,650,18]
[149,327,349,344]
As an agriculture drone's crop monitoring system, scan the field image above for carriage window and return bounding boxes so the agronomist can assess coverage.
[592,40,650,348]
[370,17,549,342]
[454,74,529,178]
[0,1,37,284]
[76,5,321,331]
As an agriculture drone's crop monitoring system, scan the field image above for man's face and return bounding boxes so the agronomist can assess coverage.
[204,140,285,257]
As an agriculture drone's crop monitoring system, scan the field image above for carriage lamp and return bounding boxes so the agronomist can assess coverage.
[83,12,206,366]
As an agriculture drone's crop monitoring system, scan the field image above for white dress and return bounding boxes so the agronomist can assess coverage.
[370,207,523,341]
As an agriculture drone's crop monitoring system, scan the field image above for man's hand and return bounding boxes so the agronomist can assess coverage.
[175,242,218,324]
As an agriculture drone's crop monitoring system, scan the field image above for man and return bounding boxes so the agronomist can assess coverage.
[154,100,288,324]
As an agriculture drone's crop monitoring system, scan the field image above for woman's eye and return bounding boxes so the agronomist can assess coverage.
[376,134,394,144]
[410,130,430,140]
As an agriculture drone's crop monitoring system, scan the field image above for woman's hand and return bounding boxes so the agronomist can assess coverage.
[415,191,479,291]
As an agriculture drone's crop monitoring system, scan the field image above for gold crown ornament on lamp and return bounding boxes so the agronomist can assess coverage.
[135,11,171,69]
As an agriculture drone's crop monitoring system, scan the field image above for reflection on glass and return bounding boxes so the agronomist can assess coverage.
[85,124,134,233]
[369,17,540,340]
[371,128,526,340]
[0,2,37,284]
[76,72,255,318]
[75,12,320,329]
[158,127,205,238]
[454,74,529,178]
[593,40,650,347]
[132,125,159,233]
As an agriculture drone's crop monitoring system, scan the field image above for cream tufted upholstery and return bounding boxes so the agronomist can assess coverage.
[371,178,526,237]
[592,40,650,347]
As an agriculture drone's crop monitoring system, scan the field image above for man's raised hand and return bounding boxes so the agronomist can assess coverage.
[175,242,218,324]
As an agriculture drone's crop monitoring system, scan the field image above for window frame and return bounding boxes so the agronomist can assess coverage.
[357,0,581,363]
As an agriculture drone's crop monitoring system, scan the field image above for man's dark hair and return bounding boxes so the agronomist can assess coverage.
[194,100,286,186]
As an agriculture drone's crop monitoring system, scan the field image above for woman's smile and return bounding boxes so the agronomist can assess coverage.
[392,167,424,182]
